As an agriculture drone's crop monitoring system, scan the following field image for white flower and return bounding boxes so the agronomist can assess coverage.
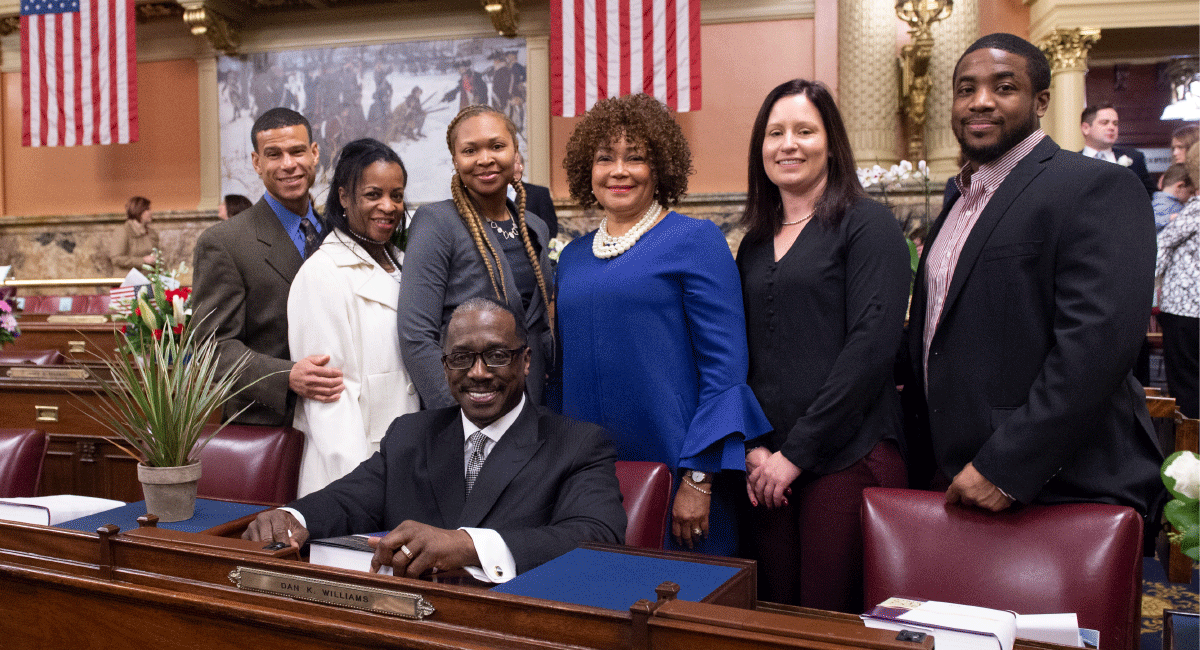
[1165,451,1200,500]
[172,295,187,325]
[0,314,16,332]
[1117,155,1133,167]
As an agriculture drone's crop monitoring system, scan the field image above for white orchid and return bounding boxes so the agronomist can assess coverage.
[1117,155,1133,167]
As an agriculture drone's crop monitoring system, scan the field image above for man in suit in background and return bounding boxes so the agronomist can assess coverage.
[192,108,344,426]
[245,298,626,582]
[1081,103,1156,196]
[512,151,559,238]
[905,34,1165,524]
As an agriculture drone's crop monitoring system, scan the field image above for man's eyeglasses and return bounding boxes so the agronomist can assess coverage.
[441,346,527,371]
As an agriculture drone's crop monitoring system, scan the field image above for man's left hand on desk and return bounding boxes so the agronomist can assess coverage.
[945,462,1015,512]
[242,509,309,550]
[370,520,479,578]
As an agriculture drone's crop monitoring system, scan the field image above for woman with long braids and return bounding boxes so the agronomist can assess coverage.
[400,105,554,407]
[288,138,419,496]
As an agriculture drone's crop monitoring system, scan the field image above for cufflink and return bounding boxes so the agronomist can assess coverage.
[407,383,416,395]
[494,566,503,577]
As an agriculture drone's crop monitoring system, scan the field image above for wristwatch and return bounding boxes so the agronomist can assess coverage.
[688,470,712,483]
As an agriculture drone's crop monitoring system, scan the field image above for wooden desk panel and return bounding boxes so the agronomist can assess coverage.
[8,319,120,363]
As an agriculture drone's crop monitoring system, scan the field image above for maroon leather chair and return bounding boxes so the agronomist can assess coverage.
[614,460,672,549]
[862,488,1144,650]
[196,424,303,506]
[0,429,49,498]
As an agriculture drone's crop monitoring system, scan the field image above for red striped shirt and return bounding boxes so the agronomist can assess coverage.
[923,130,1047,382]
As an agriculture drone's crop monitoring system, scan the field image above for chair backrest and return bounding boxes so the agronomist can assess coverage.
[614,460,671,549]
[0,429,49,498]
[862,487,1144,650]
[196,424,303,506]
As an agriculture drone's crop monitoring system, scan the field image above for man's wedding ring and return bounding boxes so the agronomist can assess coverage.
[692,528,702,536]
[400,544,414,559]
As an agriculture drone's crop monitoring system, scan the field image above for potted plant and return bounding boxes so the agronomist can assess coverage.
[80,272,255,522]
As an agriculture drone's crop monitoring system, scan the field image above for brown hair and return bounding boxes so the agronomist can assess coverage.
[125,196,150,221]
[1186,143,1199,193]
[1173,125,1199,153]
[445,105,554,332]
[562,93,692,209]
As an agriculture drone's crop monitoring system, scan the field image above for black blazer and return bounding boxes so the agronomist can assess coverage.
[291,402,627,574]
[1113,146,1156,197]
[523,182,559,238]
[905,137,1165,516]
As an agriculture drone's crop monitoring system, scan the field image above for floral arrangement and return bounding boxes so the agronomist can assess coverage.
[114,254,192,357]
[1162,450,1199,561]
[547,237,565,263]
[0,299,18,349]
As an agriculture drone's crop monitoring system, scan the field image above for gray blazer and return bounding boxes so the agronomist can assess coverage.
[400,199,555,408]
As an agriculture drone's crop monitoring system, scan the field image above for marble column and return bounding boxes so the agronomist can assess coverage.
[924,0,978,182]
[1039,28,1101,153]
[839,0,900,169]
[197,56,221,212]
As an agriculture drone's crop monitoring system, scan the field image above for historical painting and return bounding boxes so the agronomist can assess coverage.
[218,37,528,206]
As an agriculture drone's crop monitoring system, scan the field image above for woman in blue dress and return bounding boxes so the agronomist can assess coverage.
[557,93,770,555]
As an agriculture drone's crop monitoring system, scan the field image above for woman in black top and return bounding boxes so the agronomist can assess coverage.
[737,79,910,612]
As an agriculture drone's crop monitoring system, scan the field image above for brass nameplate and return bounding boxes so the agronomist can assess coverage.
[228,566,435,620]
[9,367,90,380]
[46,315,109,325]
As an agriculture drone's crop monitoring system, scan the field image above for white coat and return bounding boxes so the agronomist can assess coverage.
[288,228,419,497]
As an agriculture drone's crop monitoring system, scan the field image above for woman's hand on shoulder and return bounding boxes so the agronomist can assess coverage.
[746,450,800,509]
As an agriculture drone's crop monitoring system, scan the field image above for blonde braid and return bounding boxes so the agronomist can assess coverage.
[510,179,555,334]
[450,172,508,302]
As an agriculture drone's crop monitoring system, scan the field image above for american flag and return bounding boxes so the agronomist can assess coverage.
[551,0,701,118]
[20,0,138,147]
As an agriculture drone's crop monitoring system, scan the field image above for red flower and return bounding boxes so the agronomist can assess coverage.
[152,329,163,340]
[134,307,141,317]
[171,323,184,336]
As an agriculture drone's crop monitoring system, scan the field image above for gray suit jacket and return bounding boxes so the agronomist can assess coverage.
[192,198,300,425]
[400,199,555,408]
[291,401,626,574]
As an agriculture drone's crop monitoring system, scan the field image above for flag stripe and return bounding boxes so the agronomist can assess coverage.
[21,0,136,147]
[552,0,698,117]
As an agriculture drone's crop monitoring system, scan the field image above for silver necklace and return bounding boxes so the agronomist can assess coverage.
[344,227,402,271]
[593,203,664,259]
[488,218,519,240]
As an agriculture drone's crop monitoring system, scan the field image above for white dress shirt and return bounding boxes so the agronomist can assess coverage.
[1081,146,1114,162]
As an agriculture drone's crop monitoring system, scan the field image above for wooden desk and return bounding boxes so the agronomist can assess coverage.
[0,519,1074,650]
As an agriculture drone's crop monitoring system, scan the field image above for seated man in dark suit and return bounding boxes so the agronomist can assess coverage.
[245,297,626,582]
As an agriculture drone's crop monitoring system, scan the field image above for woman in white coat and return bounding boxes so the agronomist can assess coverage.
[288,138,419,496]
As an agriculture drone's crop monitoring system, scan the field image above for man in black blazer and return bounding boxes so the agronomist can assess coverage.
[191,108,344,425]
[245,298,625,581]
[904,34,1165,521]
[1080,103,1156,196]
[513,151,559,237]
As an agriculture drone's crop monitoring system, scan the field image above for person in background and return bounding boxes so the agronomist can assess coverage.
[110,196,158,271]
[1079,103,1155,196]
[289,138,420,496]
[511,151,559,238]
[219,194,252,221]
[737,79,910,612]
[1155,143,1200,419]
[400,105,554,408]
[1170,124,1198,165]
[1153,163,1194,232]
[557,93,770,556]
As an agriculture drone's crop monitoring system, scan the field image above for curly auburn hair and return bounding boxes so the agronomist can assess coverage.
[563,93,693,209]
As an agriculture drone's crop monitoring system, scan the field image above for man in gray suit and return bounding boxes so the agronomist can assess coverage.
[245,298,625,582]
[192,108,344,426]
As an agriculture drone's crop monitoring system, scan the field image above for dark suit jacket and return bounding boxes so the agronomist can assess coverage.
[523,183,559,238]
[192,198,301,425]
[905,137,1165,517]
[291,402,627,574]
[1114,146,1156,197]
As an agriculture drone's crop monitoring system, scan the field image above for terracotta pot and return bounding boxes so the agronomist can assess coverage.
[137,461,202,522]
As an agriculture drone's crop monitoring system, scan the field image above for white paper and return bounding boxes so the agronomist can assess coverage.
[0,265,10,282]
[120,268,151,287]
[1016,613,1083,647]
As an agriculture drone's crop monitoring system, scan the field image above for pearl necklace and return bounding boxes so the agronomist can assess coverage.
[593,203,664,259]
[344,227,402,271]
[781,210,814,226]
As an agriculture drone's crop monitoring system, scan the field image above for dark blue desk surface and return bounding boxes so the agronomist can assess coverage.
[57,499,265,534]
